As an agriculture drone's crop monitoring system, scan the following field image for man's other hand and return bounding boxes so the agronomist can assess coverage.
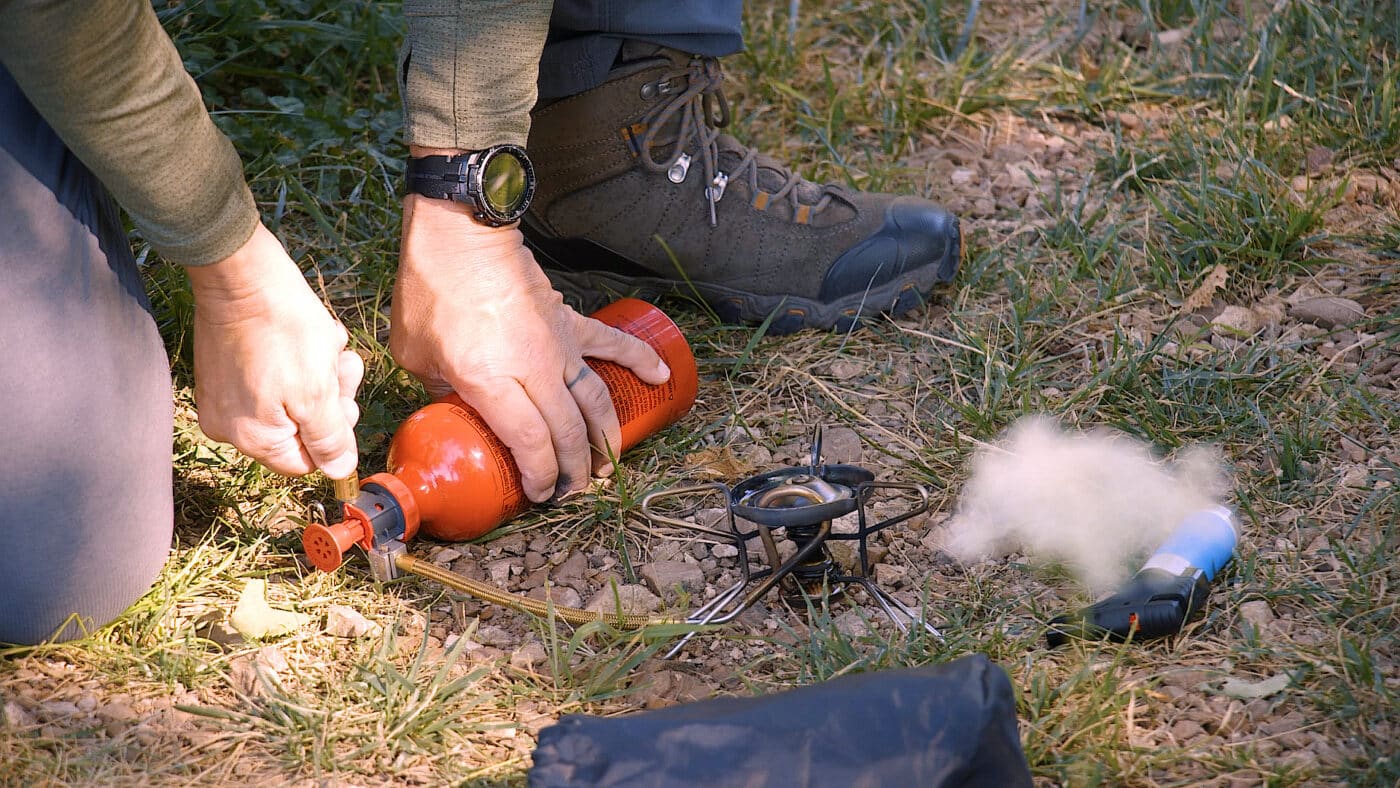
[391,193,669,504]
[188,223,362,478]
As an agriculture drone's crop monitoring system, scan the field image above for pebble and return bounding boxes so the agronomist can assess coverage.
[1290,296,1365,328]
[429,547,462,565]
[550,552,591,592]
[510,642,548,671]
[1171,719,1206,742]
[1211,305,1260,336]
[834,610,872,638]
[527,584,582,609]
[819,426,863,464]
[1340,436,1367,463]
[39,701,80,720]
[638,559,700,604]
[523,551,547,571]
[325,604,382,638]
[1238,600,1275,639]
[3,700,36,728]
[584,584,660,615]
[711,543,739,559]
[486,557,516,586]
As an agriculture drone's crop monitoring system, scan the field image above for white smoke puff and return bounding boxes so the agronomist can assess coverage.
[944,416,1226,592]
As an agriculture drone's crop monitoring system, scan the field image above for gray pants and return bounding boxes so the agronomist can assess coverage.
[539,0,743,100]
[0,66,174,645]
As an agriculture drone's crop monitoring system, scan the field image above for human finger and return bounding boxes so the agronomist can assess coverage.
[574,316,671,385]
[288,390,359,480]
[460,380,559,502]
[563,364,624,478]
[530,366,594,498]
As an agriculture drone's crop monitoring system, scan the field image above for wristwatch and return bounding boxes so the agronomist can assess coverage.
[405,144,536,226]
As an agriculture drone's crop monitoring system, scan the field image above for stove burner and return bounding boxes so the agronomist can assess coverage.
[640,428,941,657]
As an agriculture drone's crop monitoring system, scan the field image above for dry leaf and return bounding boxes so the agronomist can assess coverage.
[1220,673,1290,700]
[230,579,310,639]
[683,445,753,480]
[1181,264,1229,313]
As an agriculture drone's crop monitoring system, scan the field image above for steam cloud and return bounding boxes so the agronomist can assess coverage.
[943,417,1228,592]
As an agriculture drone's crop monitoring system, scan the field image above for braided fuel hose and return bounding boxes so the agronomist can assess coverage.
[395,553,669,630]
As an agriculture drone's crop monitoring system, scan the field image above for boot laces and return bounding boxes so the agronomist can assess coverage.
[636,56,844,227]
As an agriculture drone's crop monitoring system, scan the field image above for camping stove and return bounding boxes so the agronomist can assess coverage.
[640,428,941,657]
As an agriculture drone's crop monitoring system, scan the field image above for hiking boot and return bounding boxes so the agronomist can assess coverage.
[523,45,961,335]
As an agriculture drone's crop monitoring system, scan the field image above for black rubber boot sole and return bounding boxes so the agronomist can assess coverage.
[525,220,961,336]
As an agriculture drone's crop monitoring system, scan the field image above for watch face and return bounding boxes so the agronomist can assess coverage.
[481,149,529,218]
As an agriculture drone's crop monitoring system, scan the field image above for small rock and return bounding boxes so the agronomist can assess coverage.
[325,604,381,638]
[950,167,977,186]
[828,541,859,572]
[1171,719,1206,742]
[584,584,660,615]
[1210,305,1260,336]
[38,701,80,720]
[75,693,97,713]
[874,563,908,588]
[523,551,547,571]
[1340,436,1367,463]
[3,700,36,729]
[486,557,516,586]
[518,566,550,591]
[828,359,864,380]
[819,426,863,464]
[475,625,515,648]
[526,584,582,609]
[510,642,548,671]
[1161,668,1215,690]
[1290,296,1365,328]
[550,552,591,592]
[1238,600,1275,638]
[229,646,289,697]
[834,610,871,638]
[491,532,528,556]
[429,547,462,566]
[711,543,739,559]
[1304,145,1335,175]
[641,559,705,604]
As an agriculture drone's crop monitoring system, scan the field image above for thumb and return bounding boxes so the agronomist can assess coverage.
[292,397,359,479]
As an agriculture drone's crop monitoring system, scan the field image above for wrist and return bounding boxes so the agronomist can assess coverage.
[187,223,301,313]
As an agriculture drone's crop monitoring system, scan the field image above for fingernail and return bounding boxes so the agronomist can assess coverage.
[596,462,614,478]
[656,360,671,379]
[552,480,584,503]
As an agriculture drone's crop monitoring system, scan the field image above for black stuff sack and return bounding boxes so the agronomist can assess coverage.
[529,653,1032,787]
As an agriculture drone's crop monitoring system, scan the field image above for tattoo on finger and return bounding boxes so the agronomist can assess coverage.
[565,367,591,390]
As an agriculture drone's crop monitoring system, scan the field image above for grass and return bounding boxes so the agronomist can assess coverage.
[2,0,1397,785]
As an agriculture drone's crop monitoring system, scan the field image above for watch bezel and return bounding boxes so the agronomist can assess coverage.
[469,144,535,225]
[406,144,537,227]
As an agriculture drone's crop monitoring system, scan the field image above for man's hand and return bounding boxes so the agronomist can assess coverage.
[188,222,362,478]
[392,193,670,503]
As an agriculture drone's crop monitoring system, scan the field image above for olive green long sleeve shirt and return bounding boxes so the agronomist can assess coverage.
[0,0,550,266]
[0,0,258,266]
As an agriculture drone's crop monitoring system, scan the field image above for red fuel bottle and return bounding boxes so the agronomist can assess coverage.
[303,299,698,572]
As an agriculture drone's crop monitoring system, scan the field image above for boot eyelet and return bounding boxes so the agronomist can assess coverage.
[667,153,692,183]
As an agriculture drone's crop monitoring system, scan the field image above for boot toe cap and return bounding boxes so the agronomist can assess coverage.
[817,197,961,303]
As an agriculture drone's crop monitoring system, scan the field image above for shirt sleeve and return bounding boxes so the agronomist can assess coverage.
[400,0,552,150]
[0,0,259,267]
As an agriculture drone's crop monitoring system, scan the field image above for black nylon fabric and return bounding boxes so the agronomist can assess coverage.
[529,654,1033,788]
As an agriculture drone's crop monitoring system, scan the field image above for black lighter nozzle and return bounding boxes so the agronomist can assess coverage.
[1045,568,1211,648]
